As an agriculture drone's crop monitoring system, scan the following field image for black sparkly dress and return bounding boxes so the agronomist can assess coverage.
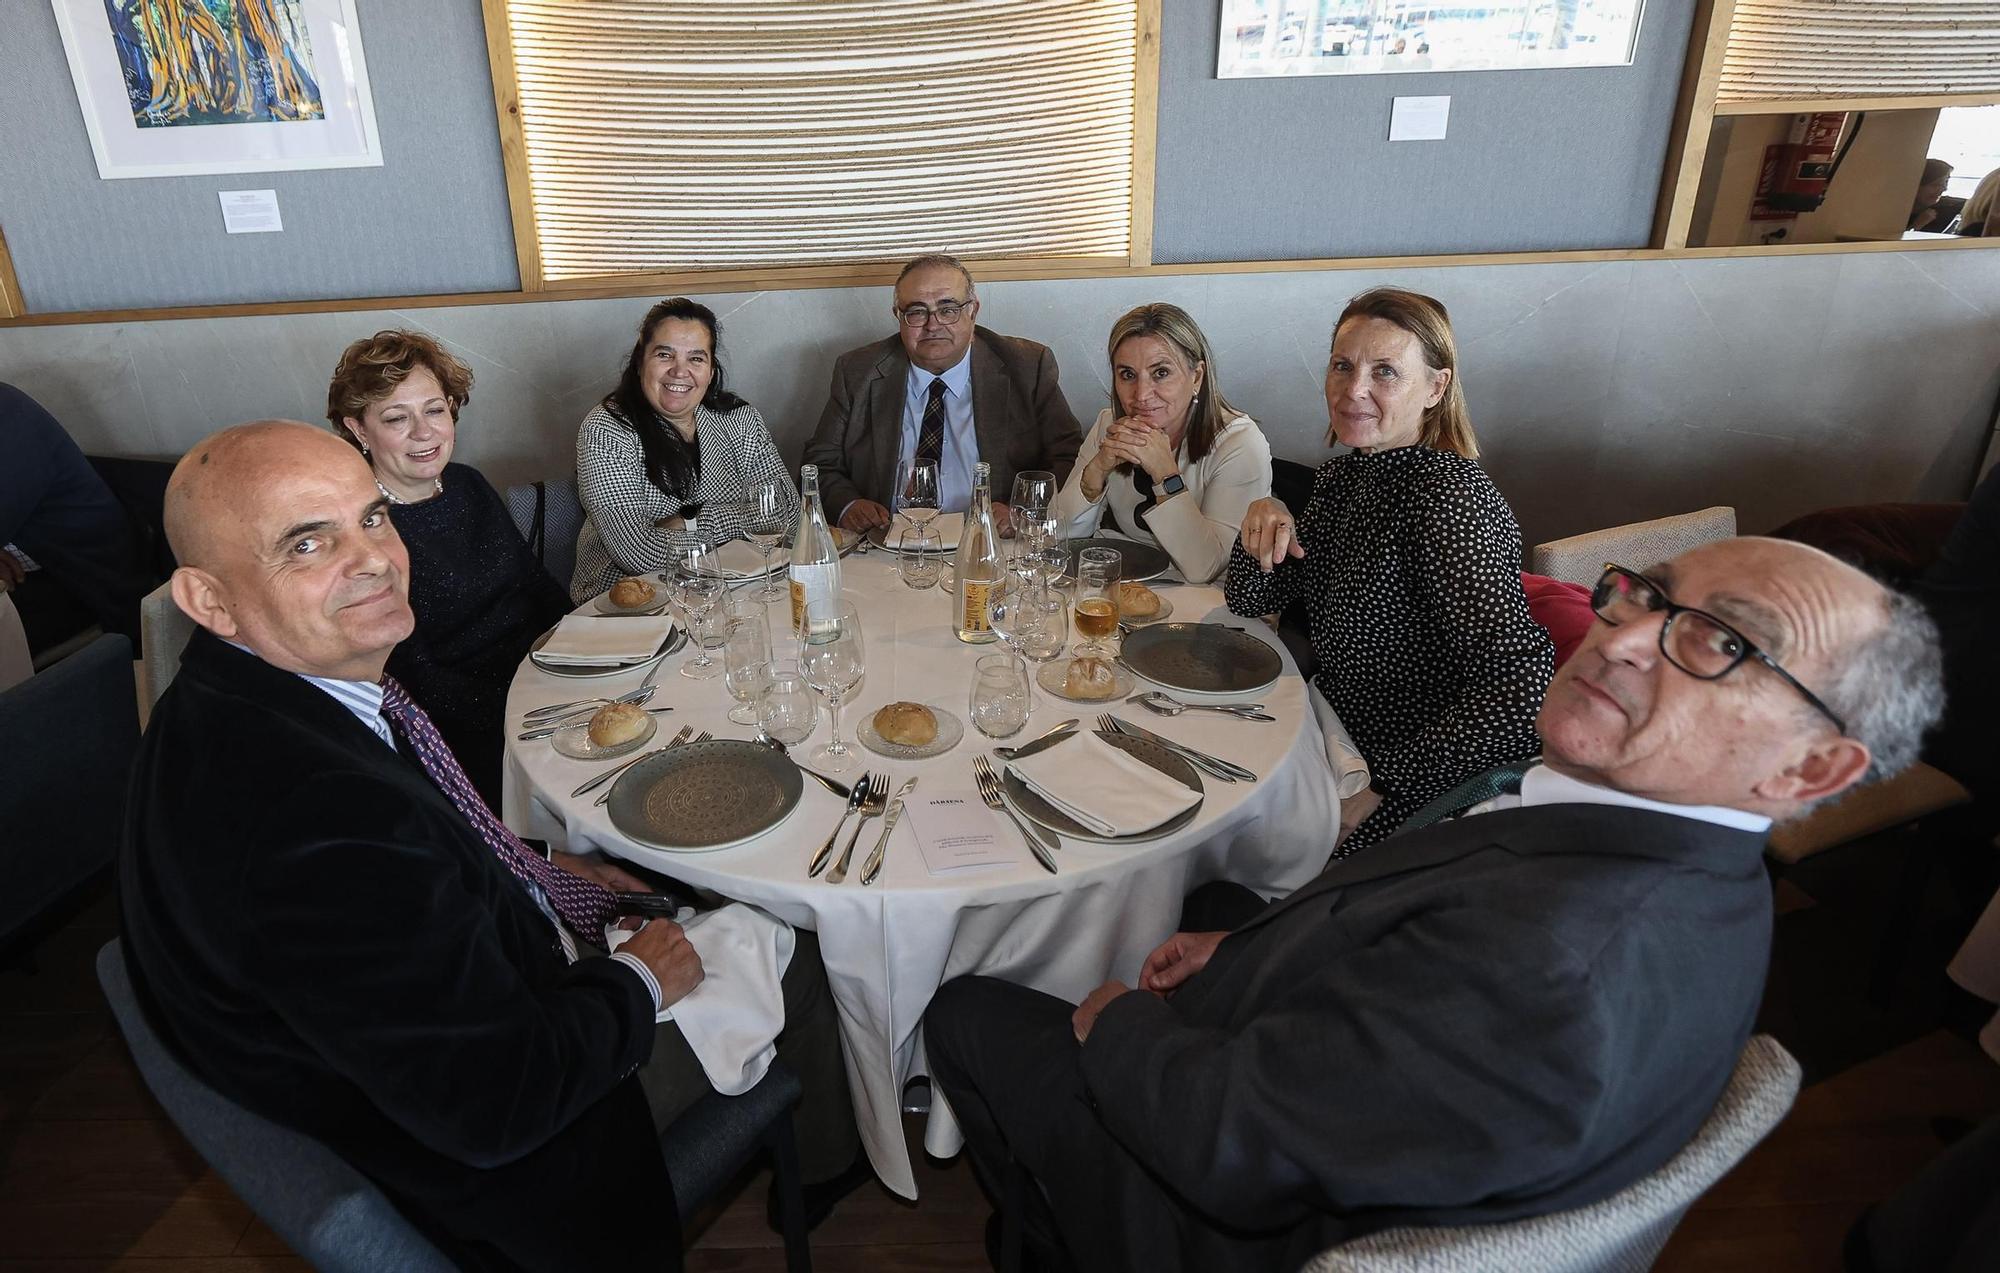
[1226,446,1553,855]
[385,463,574,806]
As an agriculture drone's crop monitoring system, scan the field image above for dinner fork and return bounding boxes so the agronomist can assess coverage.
[594,729,709,807]
[826,772,888,884]
[525,685,654,723]
[972,756,1057,874]
[573,725,690,798]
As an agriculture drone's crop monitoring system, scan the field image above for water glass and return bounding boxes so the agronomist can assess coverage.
[722,609,773,725]
[747,479,791,601]
[756,663,817,745]
[1074,546,1122,657]
[800,601,867,773]
[898,524,942,589]
[968,653,1031,739]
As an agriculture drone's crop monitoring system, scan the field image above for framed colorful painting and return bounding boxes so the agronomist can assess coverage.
[52,0,381,179]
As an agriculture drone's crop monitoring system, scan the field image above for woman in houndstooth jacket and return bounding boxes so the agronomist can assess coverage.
[571,297,799,601]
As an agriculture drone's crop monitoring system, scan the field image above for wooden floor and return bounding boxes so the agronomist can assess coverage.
[4,859,1996,1272]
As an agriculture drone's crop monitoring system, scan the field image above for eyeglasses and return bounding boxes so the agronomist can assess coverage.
[896,299,972,327]
[1590,564,1847,735]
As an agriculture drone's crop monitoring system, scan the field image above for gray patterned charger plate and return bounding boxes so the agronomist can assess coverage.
[1001,731,1204,845]
[1061,536,1172,583]
[606,739,804,852]
[1117,622,1283,698]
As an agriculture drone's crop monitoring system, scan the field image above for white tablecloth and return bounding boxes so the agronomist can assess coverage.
[502,550,1342,1198]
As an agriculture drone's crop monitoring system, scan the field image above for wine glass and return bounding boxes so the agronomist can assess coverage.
[799,601,866,773]
[1074,546,1121,658]
[1016,586,1070,664]
[899,524,942,589]
[895,457,941,544]
[1008,472,1056,540]
[757,663,818,745]
[671,544,727,680]
[968,653,1031,739]
[722,607,773,725]
[746,479,791,601]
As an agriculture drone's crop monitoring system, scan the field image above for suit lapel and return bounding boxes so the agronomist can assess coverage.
[867,343,907,505]
[969,329,1008,476]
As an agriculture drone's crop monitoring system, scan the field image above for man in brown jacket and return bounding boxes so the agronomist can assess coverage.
[802,253,1082,533]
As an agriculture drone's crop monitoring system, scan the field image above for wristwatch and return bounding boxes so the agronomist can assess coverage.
[1160,473,1187,497]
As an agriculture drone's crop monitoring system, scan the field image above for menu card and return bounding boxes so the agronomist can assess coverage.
[905,788,1013,874]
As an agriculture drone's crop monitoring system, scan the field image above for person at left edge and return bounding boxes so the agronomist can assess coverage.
[121,422,859,1272]
[328,329,571,808]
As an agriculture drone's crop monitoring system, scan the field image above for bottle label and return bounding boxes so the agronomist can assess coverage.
[790,562,841,642]
[960,579,994,633]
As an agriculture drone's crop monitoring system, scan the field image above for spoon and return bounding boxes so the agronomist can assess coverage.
[757,736,853,799]
[1130,691,1276,722]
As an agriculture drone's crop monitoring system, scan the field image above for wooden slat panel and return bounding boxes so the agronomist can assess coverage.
[0,223,24,318]
[1719,0,2000,100]
[501,0,1141,279]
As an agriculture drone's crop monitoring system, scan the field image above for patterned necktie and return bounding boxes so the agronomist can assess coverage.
[1396,760,1536,834]
[916,376,948,466]
[378,677,617,944]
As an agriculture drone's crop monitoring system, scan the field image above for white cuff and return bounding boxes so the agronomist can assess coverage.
[609,950,663,1012]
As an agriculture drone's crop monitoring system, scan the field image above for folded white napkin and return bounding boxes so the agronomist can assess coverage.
[892,511,964,551]
[1309,683,1373,798]
[712,538,781,578]
[536,614,675,666]
[1005,730,1201,836]
[606,903,796,1095]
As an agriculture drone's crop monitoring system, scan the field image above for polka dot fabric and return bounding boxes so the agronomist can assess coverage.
[1227,446,1553,856]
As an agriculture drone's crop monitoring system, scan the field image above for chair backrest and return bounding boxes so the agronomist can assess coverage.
[504,477,585,597]
[1303,1034,1801,1273]
[96,940,457,1273]
[0,592,31,693]
[1530,507,1737,587]
[1,634,137,943]
[138,581,197,709]
[1521,572,1596,670]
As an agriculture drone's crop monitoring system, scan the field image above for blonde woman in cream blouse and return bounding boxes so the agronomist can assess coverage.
[1048,303,1272,582]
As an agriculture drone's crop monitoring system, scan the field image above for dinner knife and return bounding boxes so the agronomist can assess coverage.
[860,776,918,886]
[1105,715,1258,784]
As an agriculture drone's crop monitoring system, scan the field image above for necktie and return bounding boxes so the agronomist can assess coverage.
[379,677,618,946]
[1396,760,1535,834]
[916,377,948,467]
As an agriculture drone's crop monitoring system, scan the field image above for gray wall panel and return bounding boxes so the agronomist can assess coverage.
[3,250,1994,550]
[0,1,518,313]
[1151,1,1697,262]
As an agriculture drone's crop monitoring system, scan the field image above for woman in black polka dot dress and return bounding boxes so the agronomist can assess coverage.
[1227,288,1552,856]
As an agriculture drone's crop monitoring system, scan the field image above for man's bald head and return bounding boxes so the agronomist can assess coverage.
[167,420,413,682]
[1537,536,1943,821]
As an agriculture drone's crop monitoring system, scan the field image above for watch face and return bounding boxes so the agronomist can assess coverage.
[1163,475,1186,495]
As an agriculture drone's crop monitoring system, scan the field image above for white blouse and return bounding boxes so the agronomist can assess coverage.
[1047,409,1273,582]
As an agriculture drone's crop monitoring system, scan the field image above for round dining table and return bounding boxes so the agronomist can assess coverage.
[501,545,1343,1199]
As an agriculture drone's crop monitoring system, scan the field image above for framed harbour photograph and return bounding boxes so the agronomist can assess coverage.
[1217,0,1646,79]
[52,0,382,179]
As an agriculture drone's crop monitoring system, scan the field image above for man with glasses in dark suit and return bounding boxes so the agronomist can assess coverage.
[927,536,1945,1273]
[802,253,1082,535]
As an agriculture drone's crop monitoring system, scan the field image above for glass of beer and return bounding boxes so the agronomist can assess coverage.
[1074,546,1121,657]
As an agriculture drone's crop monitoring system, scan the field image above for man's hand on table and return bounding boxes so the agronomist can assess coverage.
[1072,980,1134,1043]
[552,850,650,893]
[1138,931,1229,995]
[839,499,892,533]
[619,918,705,1007]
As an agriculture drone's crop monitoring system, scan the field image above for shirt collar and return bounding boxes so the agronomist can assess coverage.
[913,346,973,399]
[1519,763,1773,834]
[226,639,393,747]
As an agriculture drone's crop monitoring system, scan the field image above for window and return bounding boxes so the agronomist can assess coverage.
[486,0,1159,287]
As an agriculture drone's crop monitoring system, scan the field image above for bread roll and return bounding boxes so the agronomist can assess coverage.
[873,701,939,747]
[588,702,650,747]
[1117,581,1161,619]
[610,577,657,609]
[1062,657,1119,701]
